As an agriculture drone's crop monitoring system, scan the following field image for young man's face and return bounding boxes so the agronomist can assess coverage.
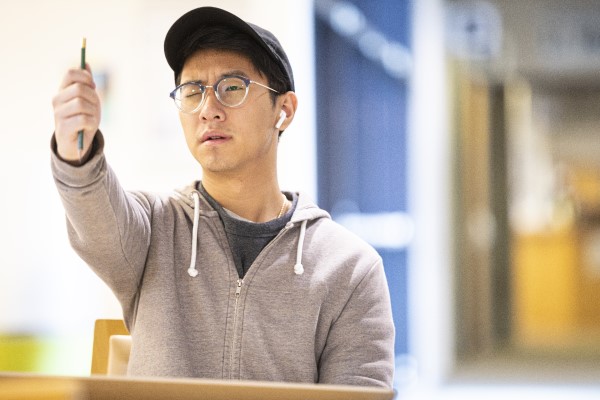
[178,49,282,177]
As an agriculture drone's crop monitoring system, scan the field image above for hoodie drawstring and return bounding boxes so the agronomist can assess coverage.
[188,191,200,277]
[294,220,307,275]
[188,190,307,277]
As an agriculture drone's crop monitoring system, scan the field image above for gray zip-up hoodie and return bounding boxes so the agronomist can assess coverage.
[51,133,395,388]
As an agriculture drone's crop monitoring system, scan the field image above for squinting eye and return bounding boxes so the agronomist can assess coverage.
[179,85,202,98]
[184,92,202,99]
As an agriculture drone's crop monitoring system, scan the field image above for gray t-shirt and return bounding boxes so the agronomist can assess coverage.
[199,183,298,278]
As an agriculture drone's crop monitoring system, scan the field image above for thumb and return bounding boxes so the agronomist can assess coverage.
[83,63,97,89]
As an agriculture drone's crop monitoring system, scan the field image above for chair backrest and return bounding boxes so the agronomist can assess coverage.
[91,319,130,375]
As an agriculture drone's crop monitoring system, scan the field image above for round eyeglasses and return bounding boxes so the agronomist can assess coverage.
[169,75,280,114]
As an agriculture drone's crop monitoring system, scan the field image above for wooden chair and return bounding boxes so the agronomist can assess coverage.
[91,319,130,375]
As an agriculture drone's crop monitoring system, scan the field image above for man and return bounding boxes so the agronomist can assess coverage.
[51,6,395,387]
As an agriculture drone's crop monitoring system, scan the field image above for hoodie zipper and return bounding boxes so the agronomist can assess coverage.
[229,278,243,379]
[226,222,300,379]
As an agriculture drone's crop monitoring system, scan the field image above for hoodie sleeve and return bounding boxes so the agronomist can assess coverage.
[51,131,151,319]
[318,257,396,388]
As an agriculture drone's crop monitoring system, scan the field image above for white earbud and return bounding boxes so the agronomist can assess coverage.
[275,110,286,129]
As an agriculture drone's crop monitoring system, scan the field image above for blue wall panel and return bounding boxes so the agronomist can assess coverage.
[315,0,411,355]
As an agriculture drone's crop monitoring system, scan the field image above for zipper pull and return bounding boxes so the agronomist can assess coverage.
[235,279,243,296]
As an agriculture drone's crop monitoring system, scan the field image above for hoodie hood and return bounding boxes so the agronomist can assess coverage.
[174,181,330,277]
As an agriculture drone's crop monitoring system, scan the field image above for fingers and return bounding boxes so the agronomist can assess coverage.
[58,65,96,90]
[53,93,100,137]
[53,66,102,161]
[53,82,99,120]
[53,75,100,137]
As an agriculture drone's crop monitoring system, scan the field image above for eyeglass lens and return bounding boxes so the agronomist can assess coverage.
[174,77,248,113]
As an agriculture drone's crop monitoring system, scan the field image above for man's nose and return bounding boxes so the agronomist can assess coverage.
[199,87,225,120]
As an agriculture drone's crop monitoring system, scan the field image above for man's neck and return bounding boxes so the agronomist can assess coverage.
[201,171,285,223]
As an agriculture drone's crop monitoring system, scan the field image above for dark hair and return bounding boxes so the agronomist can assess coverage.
[175,26,288,105]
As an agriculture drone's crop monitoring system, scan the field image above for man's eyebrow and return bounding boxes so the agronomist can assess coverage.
[222,69,248,77]
[180,70,250,85]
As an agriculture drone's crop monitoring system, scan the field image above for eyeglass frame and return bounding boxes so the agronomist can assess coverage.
[169,75,280,114]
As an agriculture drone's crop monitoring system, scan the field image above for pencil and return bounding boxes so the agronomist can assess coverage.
[77,37,86,160]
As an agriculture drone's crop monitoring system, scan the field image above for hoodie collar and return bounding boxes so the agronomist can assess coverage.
[174,181,330,278]
[174,181,330,223]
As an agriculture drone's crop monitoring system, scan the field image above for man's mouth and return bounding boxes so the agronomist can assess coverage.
[204,135,225,142]
[201,132,230,143]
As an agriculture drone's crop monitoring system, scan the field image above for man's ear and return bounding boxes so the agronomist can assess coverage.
[277,91,298,132]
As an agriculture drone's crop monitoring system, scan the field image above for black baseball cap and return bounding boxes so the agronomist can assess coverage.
[164,6,295,92]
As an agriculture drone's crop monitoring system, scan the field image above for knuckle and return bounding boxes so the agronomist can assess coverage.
[73,96,84,107]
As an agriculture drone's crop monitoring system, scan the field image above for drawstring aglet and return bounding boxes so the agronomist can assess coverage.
[294,263,304,275]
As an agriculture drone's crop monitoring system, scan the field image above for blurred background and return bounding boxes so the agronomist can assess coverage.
[1,0,600,398]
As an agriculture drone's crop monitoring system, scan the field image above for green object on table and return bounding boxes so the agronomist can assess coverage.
[0,335,44,372]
